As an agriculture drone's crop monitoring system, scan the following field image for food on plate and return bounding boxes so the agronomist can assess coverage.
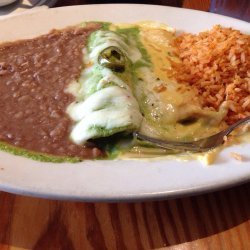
[0,21,249,163]
[170,25,249,125]
[67,28,143,144]
[0,24,104,162]
[230,152,244,161]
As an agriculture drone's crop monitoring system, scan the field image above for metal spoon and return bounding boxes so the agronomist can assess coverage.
[134,116,250,152]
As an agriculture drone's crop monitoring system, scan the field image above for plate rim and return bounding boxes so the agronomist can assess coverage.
[0,170,249,202]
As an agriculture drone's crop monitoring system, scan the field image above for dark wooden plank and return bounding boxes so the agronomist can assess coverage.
[0,183,249,249]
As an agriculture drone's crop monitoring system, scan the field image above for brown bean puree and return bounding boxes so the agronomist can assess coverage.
[0,24,104,159]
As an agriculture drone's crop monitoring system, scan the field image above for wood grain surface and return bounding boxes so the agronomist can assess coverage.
[0,0,250,249]
[0,183,250,249]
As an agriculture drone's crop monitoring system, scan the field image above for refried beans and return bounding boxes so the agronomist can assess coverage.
[0,24,104,159]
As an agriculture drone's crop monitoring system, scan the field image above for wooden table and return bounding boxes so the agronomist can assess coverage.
[0,182,250,250]
[1,1,249,249]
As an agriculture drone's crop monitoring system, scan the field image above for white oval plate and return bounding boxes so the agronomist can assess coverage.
[0,0,17,7]
[0,4,249,201]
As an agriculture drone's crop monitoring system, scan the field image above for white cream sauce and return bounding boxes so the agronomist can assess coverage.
[67,30,143,144]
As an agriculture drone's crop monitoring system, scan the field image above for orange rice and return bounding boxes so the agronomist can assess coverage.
[171,25,250,124]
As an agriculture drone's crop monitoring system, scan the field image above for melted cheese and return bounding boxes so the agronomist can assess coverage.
[136,23,228,141]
